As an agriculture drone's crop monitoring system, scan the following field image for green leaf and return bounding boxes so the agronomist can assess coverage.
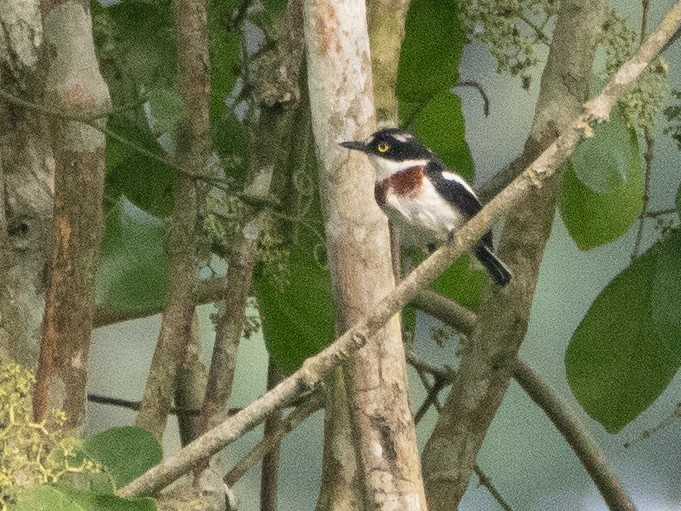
[410,249,487,312]
[261,0,287,15]
[566,231,681,432]
[255,231,335,374]
[105,117,175,218]
[96,198,169,312]
[83,427,163,489]
[651,230,681,356]
[570,110,639,194]
[559,156,644,250]
[396,0,465,103]
[676,181,681,215]
[9,485,156,511]
[147,86,185,134]
[405,91,474,181]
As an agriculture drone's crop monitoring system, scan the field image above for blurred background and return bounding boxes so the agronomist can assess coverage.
[86,1,681,509]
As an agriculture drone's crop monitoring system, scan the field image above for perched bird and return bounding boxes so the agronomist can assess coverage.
[340,128,511,286]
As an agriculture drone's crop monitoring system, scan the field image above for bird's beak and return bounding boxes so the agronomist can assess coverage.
[339,140,366,151]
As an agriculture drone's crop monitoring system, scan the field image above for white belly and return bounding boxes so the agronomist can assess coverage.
[383,180,465,247]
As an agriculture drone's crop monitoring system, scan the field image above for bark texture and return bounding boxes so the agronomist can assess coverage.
[304,2,427,510]
[422,1,607,508]
[0,0,53,369]
[33,0,110,431]
[367,0,410,126]
[136,0,210,440]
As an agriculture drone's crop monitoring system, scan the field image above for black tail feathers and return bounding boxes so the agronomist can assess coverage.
[474,244,511,286]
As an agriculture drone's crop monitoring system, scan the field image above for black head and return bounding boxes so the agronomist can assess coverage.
[340,128,434,162]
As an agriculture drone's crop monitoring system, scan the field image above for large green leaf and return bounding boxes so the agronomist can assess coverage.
[396,0,465,103]
[83,427,162,489]
[559,149,644,250]
[96,198,169,312]
[566,230,681,432]
[255,230,335,374]
[405,91,474,181]
[9,485,155,511]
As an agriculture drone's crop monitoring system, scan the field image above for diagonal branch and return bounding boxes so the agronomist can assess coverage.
[117,2,681,497]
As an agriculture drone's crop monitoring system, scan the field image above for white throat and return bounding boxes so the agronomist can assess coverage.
[368,155,429,182]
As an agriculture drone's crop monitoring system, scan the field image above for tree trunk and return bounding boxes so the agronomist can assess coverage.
[422,1,607,508]
[304,1,427,509]
[33,0,110,432]
[0,1,53,369]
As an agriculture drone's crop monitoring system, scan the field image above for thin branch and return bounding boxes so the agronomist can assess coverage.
[473,465,515,511]
[408,289,636,511]
[408,352,514,511]
[632,128,655,259]
[224,390,324,487]
[0,87,231,193]
[641,0,651,43]
[117,4,681,497]
[513,361,636,511]
[454,80,491,117]
[643,207,677,217]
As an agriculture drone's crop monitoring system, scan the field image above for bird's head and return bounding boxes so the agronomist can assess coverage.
[340,128,434,181]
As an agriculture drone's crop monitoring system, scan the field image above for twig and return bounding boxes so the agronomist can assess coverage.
[473,465,515,511]
[224,390,325,487]
[0,87,231,193]
[623,401,681,448]
[408,352,514,511]
[513,361,636,511]
[643,207,677,217]
[632,128,655,259]
[117,3,681,497]
[454,80,491,117]
[86,393,244,417]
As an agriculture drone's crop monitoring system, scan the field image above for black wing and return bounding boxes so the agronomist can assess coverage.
[425,160,482,217]
[425,160,494,248]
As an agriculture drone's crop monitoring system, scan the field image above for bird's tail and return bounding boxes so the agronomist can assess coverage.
[474,244,512,286]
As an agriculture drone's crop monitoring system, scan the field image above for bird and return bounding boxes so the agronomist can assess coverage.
[340,128,511,286]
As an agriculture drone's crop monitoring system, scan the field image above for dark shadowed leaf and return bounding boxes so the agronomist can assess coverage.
[83,427,163,489]
[105,117,175,218]
[405,91,474,181]
[255,228,335,374]
[566,230,681,432]
[396,0,465,103]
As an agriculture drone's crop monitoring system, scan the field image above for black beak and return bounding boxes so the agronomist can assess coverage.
[339,140,366,151]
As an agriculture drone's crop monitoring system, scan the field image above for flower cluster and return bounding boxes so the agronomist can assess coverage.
[0,362,100,510]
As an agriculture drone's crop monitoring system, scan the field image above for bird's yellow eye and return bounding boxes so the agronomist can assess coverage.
[377,142,390,153]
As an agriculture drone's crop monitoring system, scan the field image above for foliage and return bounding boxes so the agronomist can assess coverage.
[559,109,644,250]
[566,230,681,432]
[0,362,99,509]
[459,0,559,86]
[663,89,681,150]
[600,10,669,132]
[0,363,161,510]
